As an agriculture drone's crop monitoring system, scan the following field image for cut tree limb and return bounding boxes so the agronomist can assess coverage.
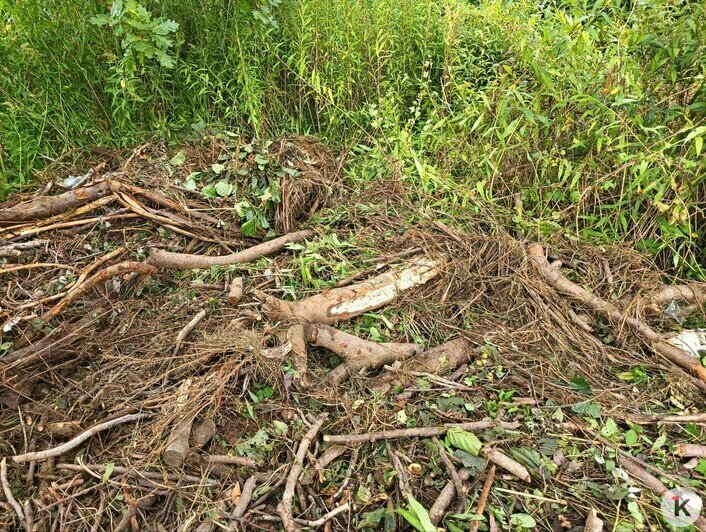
[163,379,194,468]
[148,229,314,269]
[289,324,309,387]
[645,284,706,308]
[368,337,473,393]
[584,509,604,532]
[227,277,244,304]
[307,324,423,385]
[257,256,443,324]
[527,244,706,390]
[12,413,149,463]
[2,306,108,366]
[470,465,496,532]
[0,181,112,223]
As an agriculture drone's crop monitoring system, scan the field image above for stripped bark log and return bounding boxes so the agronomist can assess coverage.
[257,257,443,324]
[528,244,706,390]
[675,443,706,458]
[148,229,314,269]
[368,337,473,393]
[0,181,112,223]
[191,419,217,450]
[307,324,423,385]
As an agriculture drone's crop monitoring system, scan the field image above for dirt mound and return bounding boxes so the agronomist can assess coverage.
[1,139,705,531]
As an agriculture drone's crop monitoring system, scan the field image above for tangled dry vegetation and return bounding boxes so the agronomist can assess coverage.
[1,138,706,531]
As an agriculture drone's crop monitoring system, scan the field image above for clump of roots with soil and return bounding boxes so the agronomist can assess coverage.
[1,137,706,531]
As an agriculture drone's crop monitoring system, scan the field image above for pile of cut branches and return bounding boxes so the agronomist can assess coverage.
[1,138,706,531]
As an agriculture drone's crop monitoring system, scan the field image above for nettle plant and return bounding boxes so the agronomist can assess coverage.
[90,0,178,111]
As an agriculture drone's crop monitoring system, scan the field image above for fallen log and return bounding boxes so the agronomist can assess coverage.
[307,324,423,385]
[257,257,443,324]
[368,337,473,393]
[148,229,314,269]
[0,181,112,223]
[527,244,706,391]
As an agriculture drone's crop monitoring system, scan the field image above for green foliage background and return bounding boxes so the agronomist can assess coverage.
[1,0,704,275]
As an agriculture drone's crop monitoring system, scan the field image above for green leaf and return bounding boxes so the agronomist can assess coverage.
[569,377,592,395]
[601,418,619,440]
[571,401,602,418]
[241,218,259,236]
[624,429,638,446]
[446,428,482,456]
[396,508,425,532]
[510,513,536,528]
[102,462,115,483]
[407,495,435,532]
[169,150,186,166]
[211,163,226,174]
[694,460,706,476]
[215,180,233,197]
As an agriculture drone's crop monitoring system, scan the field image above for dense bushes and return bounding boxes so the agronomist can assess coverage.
[1,0,704,275]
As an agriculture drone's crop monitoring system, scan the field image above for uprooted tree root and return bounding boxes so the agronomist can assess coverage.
[1,138,706,531]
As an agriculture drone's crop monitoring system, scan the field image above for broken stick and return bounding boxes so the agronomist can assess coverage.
[528,244,706,390]
[481,447,530,483]
[277,414,327,532]
[148,229,313,269]
[41,262,157,321]
[257,256,443,324]
[429,468,470,525]
[13,413,149,463]
[173,309,207,355]
[324,420,519,445]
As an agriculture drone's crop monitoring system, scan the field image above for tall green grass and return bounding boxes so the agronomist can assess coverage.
[1,0,704,275]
